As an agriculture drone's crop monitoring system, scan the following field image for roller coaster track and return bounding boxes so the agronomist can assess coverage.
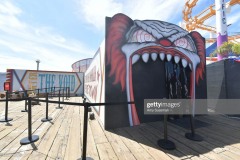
[183,0,240,43]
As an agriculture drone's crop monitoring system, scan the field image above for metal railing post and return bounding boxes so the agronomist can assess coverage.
[41,93,52,122]
[0,91,13,122]
[20,98,39,145]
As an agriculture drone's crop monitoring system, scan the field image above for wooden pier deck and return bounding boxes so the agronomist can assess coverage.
[0,97,240,160]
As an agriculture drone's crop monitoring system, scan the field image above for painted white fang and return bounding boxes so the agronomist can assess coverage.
[181,59,188,68]
[132,54,140,64]
[174,55,180,64]
[151,53,157,61]
[167,54,172,62]
[189,63,192,70]
[142,53,149,63]
[159,53,165,61]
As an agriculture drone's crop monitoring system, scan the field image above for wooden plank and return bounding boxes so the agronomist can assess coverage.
[36,106,71,156]
[64,106,82,160]
[27,151,47,160]
[151,121,233,160]
[0,107,50,159]
[193,121,240,150]
[222,150,240,160]
[199,115,240,128]
[0,102,39,135]
[124,125,173,160]
[96,142,118,160]
[89,117,108,144]
[9,101,64,160]
[138,123,202,160]
[105,129,136,160]
[114,128,154,160]
[8,150,32,160]
[47,105,74,159]
[0,105,45,152]
[85,119,100,160]
[79,100,100,160]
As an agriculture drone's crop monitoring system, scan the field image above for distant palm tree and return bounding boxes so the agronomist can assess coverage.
[211,42,240,57]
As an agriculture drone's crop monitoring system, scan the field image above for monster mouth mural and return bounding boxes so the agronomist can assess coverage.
[106,13,205,126]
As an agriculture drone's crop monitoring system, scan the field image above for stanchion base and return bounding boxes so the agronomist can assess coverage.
[21,110,28,112]
[78,157,94,160]
[185,133,203,141]
[20,135,39,145]
[158,139,176,150]
[41,117,53,122]
[56,107,62,109]
[0,118,13,122]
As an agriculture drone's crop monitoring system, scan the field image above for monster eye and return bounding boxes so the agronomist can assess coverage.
[174,37,194,51]
[129,29,156,43]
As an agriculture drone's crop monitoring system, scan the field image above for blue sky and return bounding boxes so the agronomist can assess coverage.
[0,0,239,72]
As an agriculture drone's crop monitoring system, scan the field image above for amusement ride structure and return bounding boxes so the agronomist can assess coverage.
[183,0,240,43]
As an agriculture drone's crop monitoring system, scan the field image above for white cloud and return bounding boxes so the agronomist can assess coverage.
[76,0,122,30]
[124,0,183,21]
[76,0,184,31]
[0,1,94,72]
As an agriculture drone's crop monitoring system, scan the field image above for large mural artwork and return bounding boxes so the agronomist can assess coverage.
[6,69,84,96]
[85,13,207,129]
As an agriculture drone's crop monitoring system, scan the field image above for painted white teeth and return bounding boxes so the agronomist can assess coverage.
[189,63,192,70]
[181,59,188,68]
[167,54,172,62]
[142,53,149,63]
[174,55,180,64]
[132,54,140,64]
[151,53,157,61]
[159,53,165,61]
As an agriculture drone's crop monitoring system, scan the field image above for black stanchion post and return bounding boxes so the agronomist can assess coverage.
[0,91,13,122]
[56,90,62,109]
[184,96,203,141]
[21,91,28,112]
[65,87,68,100]
[185,115,203,141]
[157,114,176,150]
[68,87,70,98]
[41,93,52,122]
[62,88,65,102]
[37,89,40,104]
[80,103,93,160]
[53,87,56,97]
[20,98,39,145]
